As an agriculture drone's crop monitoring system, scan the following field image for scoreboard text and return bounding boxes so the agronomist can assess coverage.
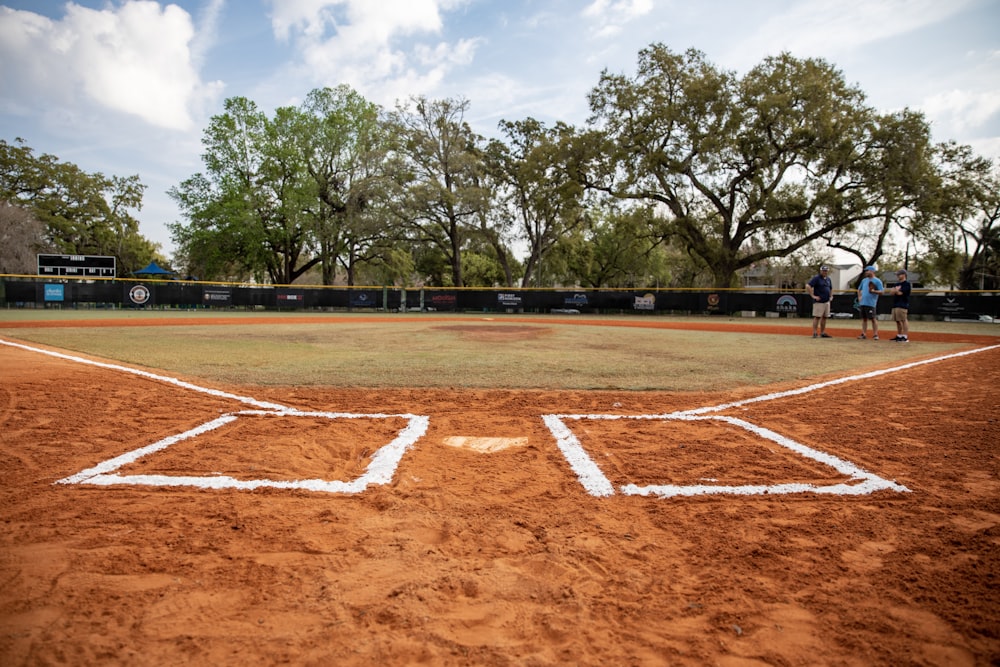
[37,254,117,278]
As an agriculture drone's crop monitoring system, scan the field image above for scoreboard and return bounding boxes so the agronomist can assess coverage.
[37,254,117,278]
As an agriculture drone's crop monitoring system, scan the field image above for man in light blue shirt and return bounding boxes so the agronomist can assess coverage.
[857,265,883,340]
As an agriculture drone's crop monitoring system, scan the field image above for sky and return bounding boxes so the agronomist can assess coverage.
[1,0,998,260]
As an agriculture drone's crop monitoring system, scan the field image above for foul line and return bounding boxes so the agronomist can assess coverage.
[543,344,999,497]
[548,344,1000,420]
[0,338,289,411]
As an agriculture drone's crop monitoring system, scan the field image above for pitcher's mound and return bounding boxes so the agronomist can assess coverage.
[443,436,528,453]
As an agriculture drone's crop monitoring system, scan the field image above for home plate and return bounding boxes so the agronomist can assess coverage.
[443,436,528,453]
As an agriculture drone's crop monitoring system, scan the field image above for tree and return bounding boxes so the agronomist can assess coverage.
[390,97,489,287]
[295,86,398,285]
[0,137,156,274]
[922,144,1000,289]
[169,98,320,284]
[554,204,668,288]
[585,46,914,287]
[822,109,937,273]
[486,119,588,287]
[0,202,51,274]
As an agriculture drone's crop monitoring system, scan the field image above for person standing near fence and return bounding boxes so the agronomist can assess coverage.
[806,265,834,338]
[857,265,883,340]
[888,269,912,342]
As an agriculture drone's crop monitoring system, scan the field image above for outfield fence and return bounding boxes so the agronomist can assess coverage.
[2,275,997,321]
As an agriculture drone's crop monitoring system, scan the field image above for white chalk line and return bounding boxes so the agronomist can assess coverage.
[542,344,1000,498]
[0,338,430,494]
[4,337,997,498]
[675,344,1000,417]
[0,338,289,411]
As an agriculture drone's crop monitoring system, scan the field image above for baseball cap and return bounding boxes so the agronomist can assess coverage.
[864,265,876,271]
[896,269,907,276]
[820,265,829,271]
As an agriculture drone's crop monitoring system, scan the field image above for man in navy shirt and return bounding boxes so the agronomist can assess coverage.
[889,269,912,342]
[806,265,834,338]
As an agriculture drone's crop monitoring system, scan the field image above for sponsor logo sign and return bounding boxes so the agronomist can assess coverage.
[497,292,522,307]
[277,290,305,305]
[776,295,798,313]
[428,292,457,310]
[128,284,151,306]
[937,295,965,317]
[44,284,65,302]
[350,291,377,307]
[633,293,655,310]
[202,288,232,305]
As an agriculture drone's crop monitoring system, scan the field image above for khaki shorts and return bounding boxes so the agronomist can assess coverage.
[893,307,908,322]
[812,301,831,318]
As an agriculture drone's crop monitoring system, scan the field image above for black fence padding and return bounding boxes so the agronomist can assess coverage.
[2,280,996,320]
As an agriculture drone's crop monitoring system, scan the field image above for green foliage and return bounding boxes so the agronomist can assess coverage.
[486,119,588,287]
[584,46,939,287]
[553,204,676,288]
[388,96,490,287]
[159,47,997,291]
[0,137,157,274]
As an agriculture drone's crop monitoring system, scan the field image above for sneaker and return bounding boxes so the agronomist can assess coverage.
[857,334,867,339]
[873,335,879,340]
[899,337,908,343]
[820,333,832,338]
[813,333,818,338]
[891,335,902,342]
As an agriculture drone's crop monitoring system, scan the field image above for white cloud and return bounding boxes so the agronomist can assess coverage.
[922,89,1000,133]
[582,0,653,38]
[582,0,654,21]
[737,0,978,64]
[190,0,227,68]
[265,0,476,102]
[0,2,223,131]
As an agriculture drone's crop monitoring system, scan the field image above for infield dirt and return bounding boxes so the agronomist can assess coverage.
[1,320,998,666]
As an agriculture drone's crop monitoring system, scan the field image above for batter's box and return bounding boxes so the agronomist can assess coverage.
[542,413,910,498]
[57,409,429,494]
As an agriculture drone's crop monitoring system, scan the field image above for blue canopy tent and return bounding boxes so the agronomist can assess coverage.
[131,261,175,277]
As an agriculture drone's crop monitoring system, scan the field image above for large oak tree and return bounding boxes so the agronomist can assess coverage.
[584,46,935,287]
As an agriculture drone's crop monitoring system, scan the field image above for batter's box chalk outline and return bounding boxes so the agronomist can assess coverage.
[541,413,910,498]
[56,409,430,494]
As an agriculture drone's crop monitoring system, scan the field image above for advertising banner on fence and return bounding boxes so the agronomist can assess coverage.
[44,284,65,302]
[775,294,798,314]
[497,292,522,308]
[276,290,306,307]
[633,293,655,310]
[350,291,378,307]
[202,287,232,306]
[427,292,456,311]
[125,284,153,307]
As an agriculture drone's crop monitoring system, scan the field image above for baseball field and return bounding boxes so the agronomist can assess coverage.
[1,311,998,666]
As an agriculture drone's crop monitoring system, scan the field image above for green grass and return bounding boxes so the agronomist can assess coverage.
[3,310,993,390]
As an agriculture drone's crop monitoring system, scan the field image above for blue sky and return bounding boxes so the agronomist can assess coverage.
[1,0,998,259]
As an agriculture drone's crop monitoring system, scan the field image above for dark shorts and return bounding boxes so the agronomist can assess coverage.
[859,305,876,320]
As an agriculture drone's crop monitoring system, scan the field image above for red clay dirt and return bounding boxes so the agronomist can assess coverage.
[1,318,998,666]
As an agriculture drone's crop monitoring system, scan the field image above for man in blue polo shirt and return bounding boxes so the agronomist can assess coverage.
[857,265,883,340]
[806,265,834,338]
